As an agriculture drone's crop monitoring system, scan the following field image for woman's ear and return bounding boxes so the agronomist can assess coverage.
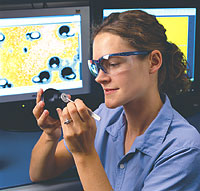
[149,50,162,74]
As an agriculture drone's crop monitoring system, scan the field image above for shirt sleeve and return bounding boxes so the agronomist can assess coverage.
[142,147,200,191]
[63,139,72,155]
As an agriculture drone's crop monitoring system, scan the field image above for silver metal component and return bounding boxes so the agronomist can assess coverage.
[64,119,72,125]
[61,93,70,103]
[60,93,101,121]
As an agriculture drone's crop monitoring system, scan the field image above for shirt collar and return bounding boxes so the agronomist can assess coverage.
[105,95,174,156]
[105,108,126,139]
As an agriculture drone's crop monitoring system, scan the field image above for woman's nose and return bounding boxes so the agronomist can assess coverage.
[95,69,110,84]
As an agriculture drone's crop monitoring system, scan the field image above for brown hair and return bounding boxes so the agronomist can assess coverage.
[92,10,191,98]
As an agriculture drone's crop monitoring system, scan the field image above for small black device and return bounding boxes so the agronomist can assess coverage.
[41,88,68,119]
[41,88,101,121]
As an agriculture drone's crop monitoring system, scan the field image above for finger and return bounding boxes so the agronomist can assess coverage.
[33,101,45,120]
[67,94,72,100]
[37,109,49,127]
[36,88,43,104]
[67,101,83,124]
[56,108,63,121]
[57,108,66,125]
[57,107,75,136]
[74,99,90,121]
[57,107,73,126]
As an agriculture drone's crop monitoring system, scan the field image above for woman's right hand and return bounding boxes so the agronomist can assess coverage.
[32,88,61,140]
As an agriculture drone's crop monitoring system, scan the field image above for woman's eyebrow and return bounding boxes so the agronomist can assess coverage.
[94,54,127,61]
[108,56,126,61]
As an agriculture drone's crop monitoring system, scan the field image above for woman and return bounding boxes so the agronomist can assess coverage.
[29,10,200,191]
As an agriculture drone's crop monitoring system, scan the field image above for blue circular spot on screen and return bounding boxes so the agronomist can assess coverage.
[59,25,70,37]
[32,71,51,84]
[23,47,28,53]
[60,67,76,80]
[48,57,60,70]
[0,32,5,42]
[26,31,41,41]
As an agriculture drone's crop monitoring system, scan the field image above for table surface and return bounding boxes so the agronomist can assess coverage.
[1,180,82,191]
[0,128,81,190]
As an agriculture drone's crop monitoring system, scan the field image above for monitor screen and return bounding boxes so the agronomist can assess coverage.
[0,6,90,103]
[103,8,196,81]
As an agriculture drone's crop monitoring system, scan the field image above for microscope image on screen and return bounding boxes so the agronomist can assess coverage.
[0,14,82,97]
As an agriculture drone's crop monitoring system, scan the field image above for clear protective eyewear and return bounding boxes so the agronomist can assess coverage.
[88,51,152,77]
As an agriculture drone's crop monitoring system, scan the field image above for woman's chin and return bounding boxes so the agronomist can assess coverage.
[105,101,121,109]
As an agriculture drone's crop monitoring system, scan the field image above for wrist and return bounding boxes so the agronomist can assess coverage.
[72,147,97,164]
[43,131,60,142]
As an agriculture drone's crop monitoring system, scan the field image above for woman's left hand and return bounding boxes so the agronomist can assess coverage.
[57,99,97,156]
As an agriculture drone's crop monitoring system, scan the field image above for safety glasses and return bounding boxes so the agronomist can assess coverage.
[88,51,152,77]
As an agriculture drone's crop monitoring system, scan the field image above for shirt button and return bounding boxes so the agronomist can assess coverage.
[120,163,125,169]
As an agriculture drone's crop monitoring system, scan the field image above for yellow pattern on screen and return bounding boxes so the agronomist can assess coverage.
[0,23,80,88]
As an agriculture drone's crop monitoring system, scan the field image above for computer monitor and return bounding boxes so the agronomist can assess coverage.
[0,6,91,131]
[0,6,90,103]
[103,8,197,82]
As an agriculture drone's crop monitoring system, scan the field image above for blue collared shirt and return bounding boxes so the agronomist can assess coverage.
[93,95,200,191]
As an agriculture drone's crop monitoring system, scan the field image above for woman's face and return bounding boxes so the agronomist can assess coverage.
[93,32,156,108]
